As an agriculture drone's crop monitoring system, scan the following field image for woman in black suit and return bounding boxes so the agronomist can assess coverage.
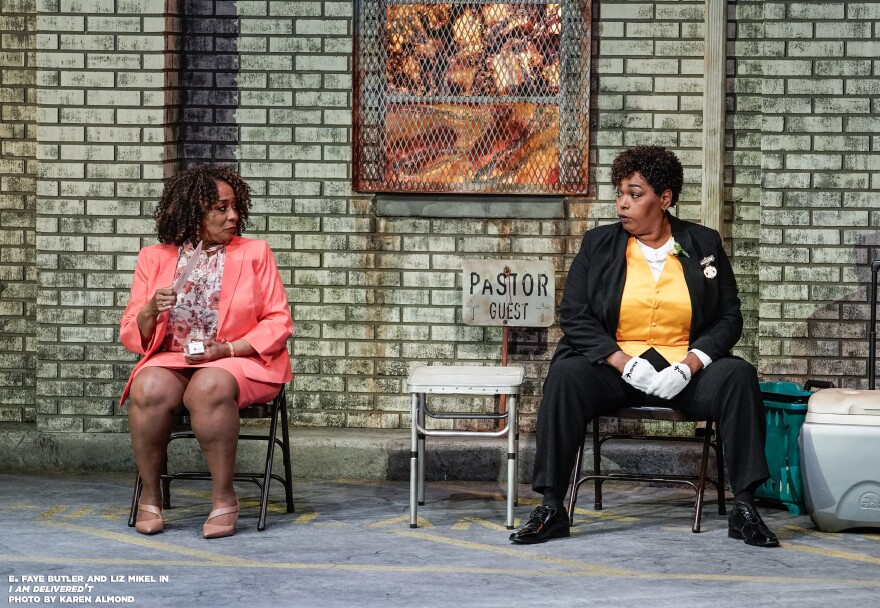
[510,146,778,547]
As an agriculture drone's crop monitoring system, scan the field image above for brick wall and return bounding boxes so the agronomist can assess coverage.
[756,1,880,385]
[0,0,37,423]
[2,0,878,436]
[181,0,239,164]
[32,0,180,432]
[726,0,763,365]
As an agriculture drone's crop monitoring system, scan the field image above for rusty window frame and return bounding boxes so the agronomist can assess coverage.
[353,0,591,195]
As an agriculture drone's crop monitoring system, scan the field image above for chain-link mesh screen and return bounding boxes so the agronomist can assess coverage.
[354,1,591,195]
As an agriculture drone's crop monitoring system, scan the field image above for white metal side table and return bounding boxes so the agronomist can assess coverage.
[406,364,525,529]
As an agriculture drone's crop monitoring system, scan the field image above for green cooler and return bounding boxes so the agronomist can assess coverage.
[756,382,813,515]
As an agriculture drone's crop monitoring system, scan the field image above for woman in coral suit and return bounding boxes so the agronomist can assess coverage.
[120,164,292,539]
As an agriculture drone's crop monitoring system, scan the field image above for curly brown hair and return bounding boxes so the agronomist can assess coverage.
[611,146,684,207]
[154,164,251,245]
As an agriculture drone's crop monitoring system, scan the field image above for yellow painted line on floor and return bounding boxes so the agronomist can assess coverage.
[781,541,880,566]
[20,505,880,586]
[632,571,880,586]
[294,511,319,524]
[469,516,519,532]
[0,555,215,568]
[167,487,212,500]
[62,507,95,520]
[8,547,880,586]
[573,508,640,523]
[234,498,287,514]
[391,528,632,576]
[35,506,67,519]
[773,527,797,540]
[790,527,880,544]
[4,551,880,586]
[390,528,880,587]
[427,482,509,501]
[0,554,584,577]
[516,497,540,506]
[253,560,577,576]
[8,524,880,586]
[99,508,137,522]
[143,491,287,514]
[0,507,39,515]
[36,520,261,567]
[129,504,215,523]
[367,514,433,528]
[784,524,843,541]
[452,516,519,532]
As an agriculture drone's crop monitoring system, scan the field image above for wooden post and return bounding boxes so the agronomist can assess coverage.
[499,270,511,427]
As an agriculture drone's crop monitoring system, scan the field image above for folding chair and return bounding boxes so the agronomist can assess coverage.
[128,386,294,531]
[567,405,725,533]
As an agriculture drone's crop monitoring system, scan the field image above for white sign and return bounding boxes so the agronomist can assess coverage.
[462,259,555,327]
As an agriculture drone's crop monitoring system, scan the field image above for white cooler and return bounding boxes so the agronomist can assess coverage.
[800,388,880,532]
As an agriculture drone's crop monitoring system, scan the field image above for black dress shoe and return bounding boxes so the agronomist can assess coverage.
[728,501,779,547]
[509,506,570,545]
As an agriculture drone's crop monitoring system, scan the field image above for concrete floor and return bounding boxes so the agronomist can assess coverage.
[1,472,878,608]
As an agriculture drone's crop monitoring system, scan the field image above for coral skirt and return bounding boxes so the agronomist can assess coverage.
[132,351,282,409]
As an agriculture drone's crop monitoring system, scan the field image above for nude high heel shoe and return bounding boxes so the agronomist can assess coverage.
[135,503,164,535]
[202,503,240,539]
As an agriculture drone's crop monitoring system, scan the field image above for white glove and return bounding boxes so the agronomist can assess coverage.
[647,362,692,400]
[621,357,659,393]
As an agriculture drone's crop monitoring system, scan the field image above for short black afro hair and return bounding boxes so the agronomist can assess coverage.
[611,146,684,206]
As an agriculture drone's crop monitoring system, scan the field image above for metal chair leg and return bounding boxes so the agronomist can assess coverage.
[417,393,426,506]
[409,392,419,528]
[161,457,171,510]
[256,396,281,532]
[716,432,726,515]
[567,440,586,525]
[592,417,603,510]
[128,472,143,527]
[692,420,714,533]
[279,389,295,514]
[506,395,517,529]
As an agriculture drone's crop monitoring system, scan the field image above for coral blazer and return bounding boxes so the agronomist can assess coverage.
[119,236,293,405]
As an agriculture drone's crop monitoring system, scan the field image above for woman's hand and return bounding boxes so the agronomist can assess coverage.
[644,353,704,400]
[620,356,659,393]
[646,363,691,399]
[184,339,229,365]
[144,286,177,317]
[184,339,256,365]
[136,285,176,341]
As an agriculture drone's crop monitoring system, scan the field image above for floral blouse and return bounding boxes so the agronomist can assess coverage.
[162,241,226,352]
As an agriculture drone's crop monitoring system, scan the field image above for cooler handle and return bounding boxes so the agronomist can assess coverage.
[803,379,834,392]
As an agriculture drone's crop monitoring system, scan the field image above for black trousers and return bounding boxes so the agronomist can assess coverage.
[531,355,770,497]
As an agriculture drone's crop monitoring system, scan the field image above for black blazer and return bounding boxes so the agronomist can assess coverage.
[554,214,743,365]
